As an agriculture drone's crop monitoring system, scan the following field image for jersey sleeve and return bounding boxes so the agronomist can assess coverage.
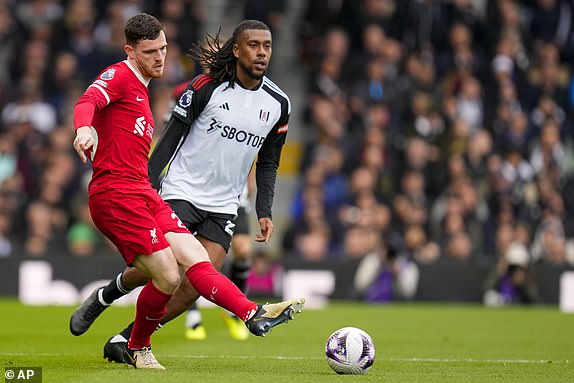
[255,98,290,219]
[148,75,214,189]
[73,66,127,129]
[148,116,190,189]
[170,75,213,124]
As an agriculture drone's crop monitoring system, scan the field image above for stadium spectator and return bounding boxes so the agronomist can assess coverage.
[245,249,284,299]
[483,241,541,306]
[353,242,420,303]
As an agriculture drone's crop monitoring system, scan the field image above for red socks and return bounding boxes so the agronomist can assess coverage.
[128,281,172,350]
[129,261,257,350]
[186,261,257,321]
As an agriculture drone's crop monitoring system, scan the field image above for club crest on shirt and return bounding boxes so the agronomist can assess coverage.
[101,68,116,80]
[150,228,159,244]
[259,109,270,122]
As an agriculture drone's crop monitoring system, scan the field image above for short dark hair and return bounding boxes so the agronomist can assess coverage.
[124,13,164,46]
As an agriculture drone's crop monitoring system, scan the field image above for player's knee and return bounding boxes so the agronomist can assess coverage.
[156,269,180,293]
[232,242,252,260]
[209,250,227,270]
[122,267,149,288]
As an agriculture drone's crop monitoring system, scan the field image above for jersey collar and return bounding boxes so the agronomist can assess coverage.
[124,59,151,87]
[235,76,265,91]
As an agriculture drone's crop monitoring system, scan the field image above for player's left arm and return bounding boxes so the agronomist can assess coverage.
[148,78,209,190]
[255,111,289,243]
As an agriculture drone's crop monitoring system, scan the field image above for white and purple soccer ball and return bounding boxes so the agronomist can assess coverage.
[325,327,375,375]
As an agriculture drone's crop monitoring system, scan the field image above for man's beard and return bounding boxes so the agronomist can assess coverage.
[240,61,266,81]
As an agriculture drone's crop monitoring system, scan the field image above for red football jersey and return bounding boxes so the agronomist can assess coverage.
[74,60,155,196]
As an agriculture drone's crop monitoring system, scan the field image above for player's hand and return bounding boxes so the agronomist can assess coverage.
[256,217,274,244]
[73,126,94,163]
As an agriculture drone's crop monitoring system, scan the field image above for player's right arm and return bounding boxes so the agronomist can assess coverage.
[73,126,94,164]
[72,66,123,163]
[73,91,105,164]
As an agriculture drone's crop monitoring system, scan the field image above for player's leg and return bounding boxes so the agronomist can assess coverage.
[140,198,262,330]
[123,247,180,370]
[181,237,227,340]
[75,190,183,369]
[158,201,261,329]
[163,205,304,336]
[228,207,253,294]
[105,236,228,362]
[184,302,206,340]
[104,201,304,362]
[229,234,252,292]
[168,231,305,336]
[220,207,253,340]
[70,267,149,336]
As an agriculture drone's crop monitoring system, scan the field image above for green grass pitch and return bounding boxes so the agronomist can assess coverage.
[1,299,572,382]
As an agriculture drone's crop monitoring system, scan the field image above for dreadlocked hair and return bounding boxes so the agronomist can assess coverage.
[188,20,270,88]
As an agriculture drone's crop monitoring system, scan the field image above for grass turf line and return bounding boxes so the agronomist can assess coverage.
[0,299,572,382]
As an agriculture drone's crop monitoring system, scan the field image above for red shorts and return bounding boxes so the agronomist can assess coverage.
[89,188,190,265]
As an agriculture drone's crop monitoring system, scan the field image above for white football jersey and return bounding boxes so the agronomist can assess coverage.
[157,75,290,216]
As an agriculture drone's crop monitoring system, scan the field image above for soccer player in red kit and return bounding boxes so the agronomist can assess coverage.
[71,13,304,370]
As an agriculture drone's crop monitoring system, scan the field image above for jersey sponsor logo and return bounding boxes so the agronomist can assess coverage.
[101,68,116,80]
[208,118,266,148]
[134,116,146,136]
[259,109,269,122]
[277,124,288,134]
[207,118,221,134]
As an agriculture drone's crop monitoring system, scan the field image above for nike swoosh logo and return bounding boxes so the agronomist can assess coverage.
[136,96,145,101]
[145,316,162,321]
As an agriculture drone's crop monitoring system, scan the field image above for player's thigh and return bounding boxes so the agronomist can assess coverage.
[164,231,209,269]
[89,190,174,266]
[163,199,231,268]
[233,207,251,236]
[231,233,252,260]
[197,235,227,269]
[195,211,236,254]
[120,267,150,289]
[131,247,181,293]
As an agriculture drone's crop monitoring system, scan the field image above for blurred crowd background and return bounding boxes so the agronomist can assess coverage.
[2,0,574,304]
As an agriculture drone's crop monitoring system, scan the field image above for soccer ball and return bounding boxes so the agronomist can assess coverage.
[325,327,375,375]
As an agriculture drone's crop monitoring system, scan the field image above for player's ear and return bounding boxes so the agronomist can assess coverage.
[233,43,239,59]
[124,44,135,59]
